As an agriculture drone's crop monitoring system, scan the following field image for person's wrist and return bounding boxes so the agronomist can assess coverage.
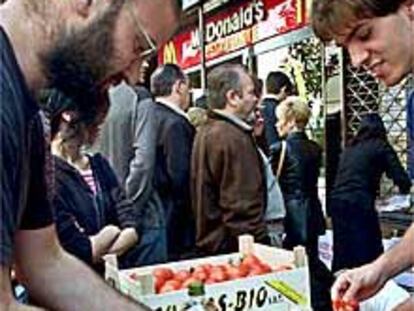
[372,255,390,285]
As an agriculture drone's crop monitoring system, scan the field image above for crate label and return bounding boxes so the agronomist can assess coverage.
[265,280,307,306]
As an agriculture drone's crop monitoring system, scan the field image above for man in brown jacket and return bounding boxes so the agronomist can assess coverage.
[191,64,269,255]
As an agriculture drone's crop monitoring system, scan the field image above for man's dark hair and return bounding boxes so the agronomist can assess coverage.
[252,75,263,98]
[350,113,387,146]
[311,0,405,42]
[43,89,102,140]
[150,63,186,97]
[195,94,208,109]
[207,64,245,110]
[265,71,293,95]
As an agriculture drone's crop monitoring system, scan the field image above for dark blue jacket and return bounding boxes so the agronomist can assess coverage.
[53,154,137,270]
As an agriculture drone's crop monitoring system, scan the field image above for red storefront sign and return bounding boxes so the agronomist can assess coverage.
[160,0,307,69]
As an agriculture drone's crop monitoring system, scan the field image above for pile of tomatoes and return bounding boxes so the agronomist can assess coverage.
[130,254,293,294]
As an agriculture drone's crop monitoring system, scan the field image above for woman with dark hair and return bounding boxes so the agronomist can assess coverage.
[330,113,411,272]
[47,90,139,273]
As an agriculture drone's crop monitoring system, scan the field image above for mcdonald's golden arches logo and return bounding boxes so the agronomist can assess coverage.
[163,42,178,64]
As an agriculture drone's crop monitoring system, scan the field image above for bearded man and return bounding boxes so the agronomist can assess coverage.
[0,0,181,310]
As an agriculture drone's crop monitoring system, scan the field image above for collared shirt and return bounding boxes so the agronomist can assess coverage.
[156,98,188,120]
[212,109,253,131]
[262,94,281,101]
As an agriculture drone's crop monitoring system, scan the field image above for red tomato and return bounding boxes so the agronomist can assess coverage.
[226,265,243,280]
[248,264,266,276]
[159,279,181,293]
[209,267,228,282]
[332,299,359,311]
[154,276,166,293]
[260,263,272,274]
[200,263,213,274]
[181,277,200,289]
[192,270,208,282]
[242,254,261,267]
[213,264,227,272]
[193,266,207,274]
[153,267,174,281]
[237,264,249,277]
[332,299,343,311]
[174,269,191,283]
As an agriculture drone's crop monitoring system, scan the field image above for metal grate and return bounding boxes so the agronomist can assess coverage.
[343,53,410,195]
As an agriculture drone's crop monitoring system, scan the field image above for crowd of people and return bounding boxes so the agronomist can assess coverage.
[0,0,413,310]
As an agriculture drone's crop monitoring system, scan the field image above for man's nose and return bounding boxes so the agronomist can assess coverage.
[348,42,369,68]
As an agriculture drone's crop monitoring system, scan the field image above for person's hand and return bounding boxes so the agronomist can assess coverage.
[107,227,138,256]
[90,225,121,262]
[331,261,387,307]
[100,225,121,238]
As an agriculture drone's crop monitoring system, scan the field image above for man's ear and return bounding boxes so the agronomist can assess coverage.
[73,0,93,18]
[173,80,182,95]
[225,89,240,108]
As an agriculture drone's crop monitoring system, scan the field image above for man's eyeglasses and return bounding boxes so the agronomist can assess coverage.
[127,1,158,60]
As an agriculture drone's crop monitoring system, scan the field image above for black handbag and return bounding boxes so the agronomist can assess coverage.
[284,197,310,246]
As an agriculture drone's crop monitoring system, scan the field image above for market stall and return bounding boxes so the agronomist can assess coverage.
[105,236,312,311]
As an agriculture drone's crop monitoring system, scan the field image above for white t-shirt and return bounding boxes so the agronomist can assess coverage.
[360,281,410,311]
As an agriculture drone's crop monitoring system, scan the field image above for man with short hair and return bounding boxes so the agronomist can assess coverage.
[311,0,414,307]
[191,64,269,255]
[150,64,196,260]
[0,0,181,309]
[261,71,294,150]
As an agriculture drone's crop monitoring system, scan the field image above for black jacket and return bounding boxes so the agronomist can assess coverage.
[331,138,411,206]
[286,132,326,237]
[270,140,308,249]
[53,154,137,269]
[261,97,280,151]
[153,102,196,258]
[269,141,302,203]
[330,138,411,272]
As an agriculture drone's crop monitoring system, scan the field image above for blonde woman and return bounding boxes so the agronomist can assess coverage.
[272,96,331,311]
[275,96,326,254]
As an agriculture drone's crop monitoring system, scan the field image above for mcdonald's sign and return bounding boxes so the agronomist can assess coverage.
[163,42,178,64]
[158,0,309,69]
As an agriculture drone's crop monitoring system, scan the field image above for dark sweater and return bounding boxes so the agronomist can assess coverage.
[53,154,136,270]
[332,138,411,204]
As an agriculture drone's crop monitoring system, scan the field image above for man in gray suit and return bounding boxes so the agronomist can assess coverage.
[97,63,167,266]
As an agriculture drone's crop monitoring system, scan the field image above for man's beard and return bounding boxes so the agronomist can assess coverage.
[42,1,125,115]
